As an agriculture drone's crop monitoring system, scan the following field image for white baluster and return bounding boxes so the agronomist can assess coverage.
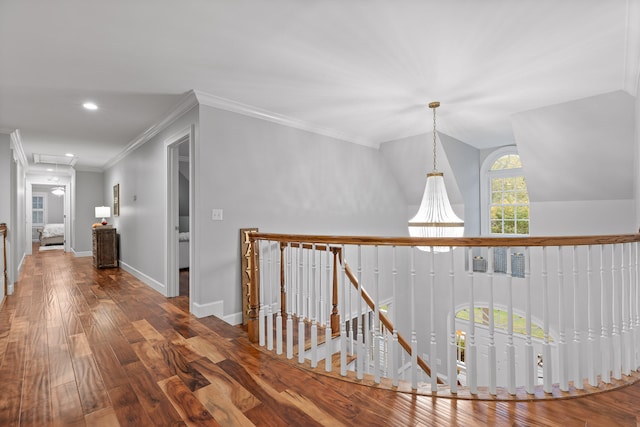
[622,243,631,375]
[267,241,274,351]
[258,240,265,347]
[340,245,347,376]
[600,244,611,383]
[391,246,399,387]
[355,245,364,379]
[572,246,582,389]
[276,243,283,355]
[587,245,597,386]
[298,244,305,364]
[635,242,640,370]
[325,245,332,372]
[524,247,535,394]
[286,243,293,359]
[506,247,516,395]
[373,245,380,384]
[542,246,553,393]
[410,247,418,389]
[448,248,457,394]
[557,246,568,391]
[488,247,497,395]
[429,247,438,391]
[310,244,318,368]
[466,249,477,394]
[612,244,622,380]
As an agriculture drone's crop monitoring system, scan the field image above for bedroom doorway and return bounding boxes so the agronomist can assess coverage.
[165,126,194,309]
[25,175,72,256]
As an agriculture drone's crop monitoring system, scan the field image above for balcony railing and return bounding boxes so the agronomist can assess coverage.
[244,232,640,399]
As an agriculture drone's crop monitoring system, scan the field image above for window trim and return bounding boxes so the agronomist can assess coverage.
[480,146,529,236]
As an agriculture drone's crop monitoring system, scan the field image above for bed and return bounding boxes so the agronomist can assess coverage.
[39,223,65,246]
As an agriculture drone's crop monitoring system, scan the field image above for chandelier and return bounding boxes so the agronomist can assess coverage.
[407,101,464,252]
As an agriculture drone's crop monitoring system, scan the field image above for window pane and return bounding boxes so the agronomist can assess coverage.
[516,220,529,235]
[491,192,502,204]
[491,178,503,192]
[516,206,529,220]
[490,206,502,220]
[491,220,502,234]
[33,196,43,209]
[503,177,515,191]
[503,220,515,234]
[33,211,43,224]
[516,190,529,204]
[515,176,527,189]
[503,206,515,220]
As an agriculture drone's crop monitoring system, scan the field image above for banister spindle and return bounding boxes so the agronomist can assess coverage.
[524,247,534,394]
[267,241,274,351]
[542,246,553,393]
[276,243,284,355]
[310,244,318,368]
[429,247,438,391]
[506,246,516,395]
[600,245,611,383]
[557,246,568,391]
[325,245,332,372]
[410,247,418,389]
[298,243,305,364]
[622,243,631,375]
[286,243,293,359]
[391,246,399,387]
[373,245,381,384]
[587,245,597,386]
[488,247,497,395]
[572,246,582,389]
[340,245,347,377]
[356,245,364,380]
[612,244,622,380]
[466,249,477,394]
[635,242,640,370]
[448,248,457,394]
[259,240,266,347]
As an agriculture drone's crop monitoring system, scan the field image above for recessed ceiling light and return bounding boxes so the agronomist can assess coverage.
[65,153,74,157]
[83,102,98,110]
[46,168,53,172]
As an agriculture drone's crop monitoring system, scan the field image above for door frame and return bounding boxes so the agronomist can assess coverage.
[165,125,195,304]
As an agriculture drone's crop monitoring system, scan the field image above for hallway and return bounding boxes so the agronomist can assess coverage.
[0,248,639,426]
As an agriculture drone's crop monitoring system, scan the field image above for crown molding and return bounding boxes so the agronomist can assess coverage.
[9,130,28,167]
[192,90,369,146]
[0,128,15,135]
[74,165,104,173]
[102,91,199,171]
[624,0,640,95]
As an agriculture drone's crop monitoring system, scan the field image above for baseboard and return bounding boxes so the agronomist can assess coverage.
[190,300,242,326]
[118,260,167,295]
[72,249,92,257]
[191,300,223,319]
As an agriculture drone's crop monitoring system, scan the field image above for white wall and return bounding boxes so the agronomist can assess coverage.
[0,134,10,300]
[635,82,640,230]
[196,105,408,321]
[104,107,198,294]
[513,91,636,235]
[73,171,104,254]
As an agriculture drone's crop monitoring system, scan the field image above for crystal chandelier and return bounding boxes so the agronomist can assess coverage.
[408,102,464,252]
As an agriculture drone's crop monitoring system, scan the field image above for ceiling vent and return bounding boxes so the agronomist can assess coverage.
[33,153,78,167]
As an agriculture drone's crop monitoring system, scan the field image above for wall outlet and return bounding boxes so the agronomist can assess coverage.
[211,209,223,221]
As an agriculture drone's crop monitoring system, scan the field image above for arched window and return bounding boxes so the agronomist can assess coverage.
[481,147,530,235]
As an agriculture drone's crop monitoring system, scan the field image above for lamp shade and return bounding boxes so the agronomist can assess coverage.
[95,206,111,219]
[408,172,464,252]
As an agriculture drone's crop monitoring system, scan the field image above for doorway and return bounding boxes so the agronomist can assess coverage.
[165,126,194,309]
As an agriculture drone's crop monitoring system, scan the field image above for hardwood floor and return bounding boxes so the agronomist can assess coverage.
[1,249,639,426]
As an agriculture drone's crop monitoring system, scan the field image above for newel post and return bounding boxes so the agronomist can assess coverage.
[247,235,260,343]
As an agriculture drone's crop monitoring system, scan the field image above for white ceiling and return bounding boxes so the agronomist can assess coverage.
[1,0,639,170]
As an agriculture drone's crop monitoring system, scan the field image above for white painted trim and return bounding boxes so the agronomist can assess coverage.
[118,260,167,296]
[73,165,103,173]
[191,300,224,319]
[103,91,199,171]
[193,89,370,146]
[72,250,92,257]
[9,130,28,167]
[223,312,243,326]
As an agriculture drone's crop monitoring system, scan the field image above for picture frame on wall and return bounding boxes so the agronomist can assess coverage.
[113,184,120,216]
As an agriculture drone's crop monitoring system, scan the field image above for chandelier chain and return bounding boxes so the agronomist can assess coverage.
[432,105,437,172]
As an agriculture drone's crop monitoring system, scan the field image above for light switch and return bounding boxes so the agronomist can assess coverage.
[211,209,223,221]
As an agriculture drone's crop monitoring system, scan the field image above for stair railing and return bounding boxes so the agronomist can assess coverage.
[246,232,640,398]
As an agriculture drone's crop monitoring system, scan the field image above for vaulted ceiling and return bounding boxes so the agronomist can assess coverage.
[1,1,639,170]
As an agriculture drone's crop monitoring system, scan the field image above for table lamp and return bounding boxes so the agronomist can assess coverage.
[95,206,111,226]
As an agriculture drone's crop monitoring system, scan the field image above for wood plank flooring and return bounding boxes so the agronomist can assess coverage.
[0,247,639,426]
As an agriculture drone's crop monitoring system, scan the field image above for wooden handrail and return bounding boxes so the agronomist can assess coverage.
[252,232,640,248]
